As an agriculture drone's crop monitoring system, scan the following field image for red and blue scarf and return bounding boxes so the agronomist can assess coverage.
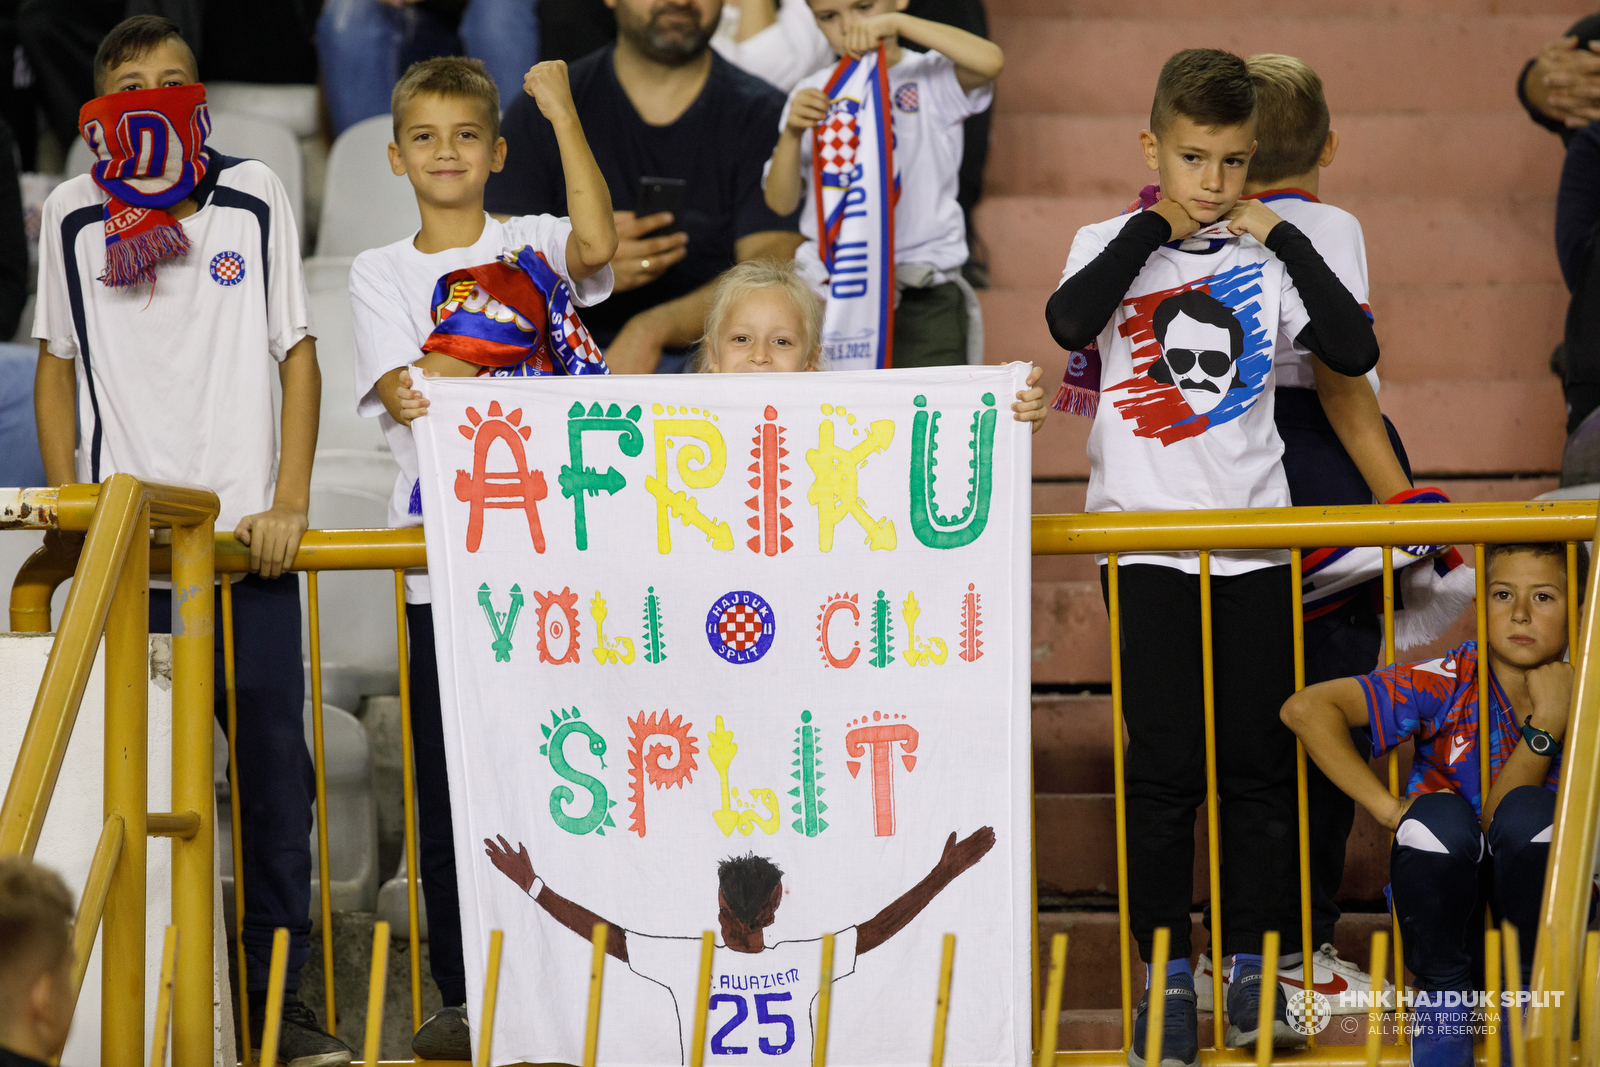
[78,83,211,288]
[815,45,898,370]
[423,245,608,378]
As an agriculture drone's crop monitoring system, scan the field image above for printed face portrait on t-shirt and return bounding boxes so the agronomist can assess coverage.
[1146,289,1244,417]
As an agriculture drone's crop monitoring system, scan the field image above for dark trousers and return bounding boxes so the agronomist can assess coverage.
[1392,787,1554,991]
[1276,385,1414,948]
[1105,563,1301,961]
[149,574,312,992]
[406,603,467,1007]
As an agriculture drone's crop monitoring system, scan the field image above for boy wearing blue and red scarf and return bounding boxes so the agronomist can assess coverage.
[30,17,347,1066]
[351,53,615,1058]
[1283,543,1587,1067]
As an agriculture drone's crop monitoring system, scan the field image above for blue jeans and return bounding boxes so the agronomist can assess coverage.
[316,0,540,137]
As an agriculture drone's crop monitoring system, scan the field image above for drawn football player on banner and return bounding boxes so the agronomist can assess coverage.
[483,826,995,1064]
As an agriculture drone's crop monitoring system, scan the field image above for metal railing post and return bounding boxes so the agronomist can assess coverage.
[102,498,150,1067]
[168,517,215,1067]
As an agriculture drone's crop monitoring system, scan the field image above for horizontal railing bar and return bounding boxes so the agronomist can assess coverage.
[1033,500,1599,555]
[146,811,201,839]
[151,528,429,576]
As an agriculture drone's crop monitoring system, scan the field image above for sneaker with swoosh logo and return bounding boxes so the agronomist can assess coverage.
[1195,945,1391,1015]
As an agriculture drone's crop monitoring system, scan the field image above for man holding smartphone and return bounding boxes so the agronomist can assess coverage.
[487,0,804,373]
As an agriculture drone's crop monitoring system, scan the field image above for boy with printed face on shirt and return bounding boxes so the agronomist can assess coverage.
[30,17,349,1066]
[350,54,616,1059]
[1044,49,1380,1067]
[1281,544,1585,1067]
[1190,51,1412,1018]
[762,0,1002,367]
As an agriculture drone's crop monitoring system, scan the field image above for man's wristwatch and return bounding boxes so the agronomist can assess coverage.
[1522,716,1560,757]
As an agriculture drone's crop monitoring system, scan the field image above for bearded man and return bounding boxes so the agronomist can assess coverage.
[488,0,804,373]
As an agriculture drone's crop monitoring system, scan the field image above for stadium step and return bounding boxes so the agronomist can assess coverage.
[1035,909,1402,1020]
[1031,695,1410,903]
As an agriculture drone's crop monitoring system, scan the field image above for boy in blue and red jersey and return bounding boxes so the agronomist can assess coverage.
[1282,542,1587,1067]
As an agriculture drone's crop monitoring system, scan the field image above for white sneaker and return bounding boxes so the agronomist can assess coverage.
[1281,943,1394,1016]
[1193,953,1227,1012]
[1194,945,1391,1015]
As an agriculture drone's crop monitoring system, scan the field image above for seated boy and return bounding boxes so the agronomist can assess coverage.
[350,55,615,1059]
[763,0,1002,367]
[1043,48,1380,1066]
[0,857,75,1067]
[1281,542,1584,1067]
[1191,50,1410,1016]
[30,17,347,1065]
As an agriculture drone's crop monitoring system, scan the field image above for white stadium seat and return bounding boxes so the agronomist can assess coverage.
[306,286,387,452]
[313,115,420,258]
[203,83,320,139]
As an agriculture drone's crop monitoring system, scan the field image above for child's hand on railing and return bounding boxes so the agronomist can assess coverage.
[396,366,437,426]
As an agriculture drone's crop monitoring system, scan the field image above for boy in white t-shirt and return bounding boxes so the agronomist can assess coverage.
[1043,49,1379,1067]
[349,54,615,1058]
[1190,52,1411,1019]
[31,17,350,1064]
[762,0,1001,367]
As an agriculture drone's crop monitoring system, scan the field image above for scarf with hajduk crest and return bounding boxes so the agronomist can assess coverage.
[78,83,212,288]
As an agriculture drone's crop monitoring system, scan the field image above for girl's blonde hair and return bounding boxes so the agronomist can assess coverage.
[697,259,825,372]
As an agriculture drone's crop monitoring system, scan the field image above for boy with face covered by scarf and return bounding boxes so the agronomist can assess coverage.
[30,16,347,1067]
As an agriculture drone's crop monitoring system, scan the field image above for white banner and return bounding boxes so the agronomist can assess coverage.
[413,365,1032,1067]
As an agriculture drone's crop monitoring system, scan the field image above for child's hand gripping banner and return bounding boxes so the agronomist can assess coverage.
[412,365,1032,1067]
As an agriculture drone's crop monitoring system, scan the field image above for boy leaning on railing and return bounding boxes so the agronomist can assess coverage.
[1283,542,1595,1067]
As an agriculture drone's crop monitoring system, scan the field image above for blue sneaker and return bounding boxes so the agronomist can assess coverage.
[1223,962,1307,1050]
[1410,998,1473,1067]
[1128,969,1199,1067]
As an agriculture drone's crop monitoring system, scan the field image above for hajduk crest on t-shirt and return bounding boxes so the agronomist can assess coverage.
[814,44,899,371]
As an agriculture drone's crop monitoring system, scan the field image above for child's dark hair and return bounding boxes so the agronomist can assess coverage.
[1245,54,1330,185]
[93,15,196,95]
[1486,542,1590,599]
[392,56,502,143]
[1150,49,1255,137]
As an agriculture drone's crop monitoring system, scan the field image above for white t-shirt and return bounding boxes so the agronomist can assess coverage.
[712,0,833,93]
[1062,214,1311,574]
[1256,191,1380,393]
[349,213,613,603]
[33,156,312,531]
[783,50,992,290]
[626,926,860,1066]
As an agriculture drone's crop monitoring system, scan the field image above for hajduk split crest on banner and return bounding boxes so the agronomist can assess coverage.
[815,45,898,371]
[412,365,1032,1067]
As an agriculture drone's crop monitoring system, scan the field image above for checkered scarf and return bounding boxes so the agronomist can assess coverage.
[77,84,212,288]
[423,245,608,378]
[814,45,898,370]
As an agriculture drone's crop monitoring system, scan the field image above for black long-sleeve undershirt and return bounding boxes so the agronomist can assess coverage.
[1044,213,1380,378]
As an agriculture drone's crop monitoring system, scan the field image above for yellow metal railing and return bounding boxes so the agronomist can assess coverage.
[7,493,1600,1066]
[1,477,218,1067]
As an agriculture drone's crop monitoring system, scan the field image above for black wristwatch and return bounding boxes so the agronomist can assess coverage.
[1522,716,1560,757]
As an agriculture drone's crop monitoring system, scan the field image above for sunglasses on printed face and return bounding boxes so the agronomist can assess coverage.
[1163,348,1233,377]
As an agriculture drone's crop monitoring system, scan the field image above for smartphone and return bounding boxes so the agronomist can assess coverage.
[635,176,687,232]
